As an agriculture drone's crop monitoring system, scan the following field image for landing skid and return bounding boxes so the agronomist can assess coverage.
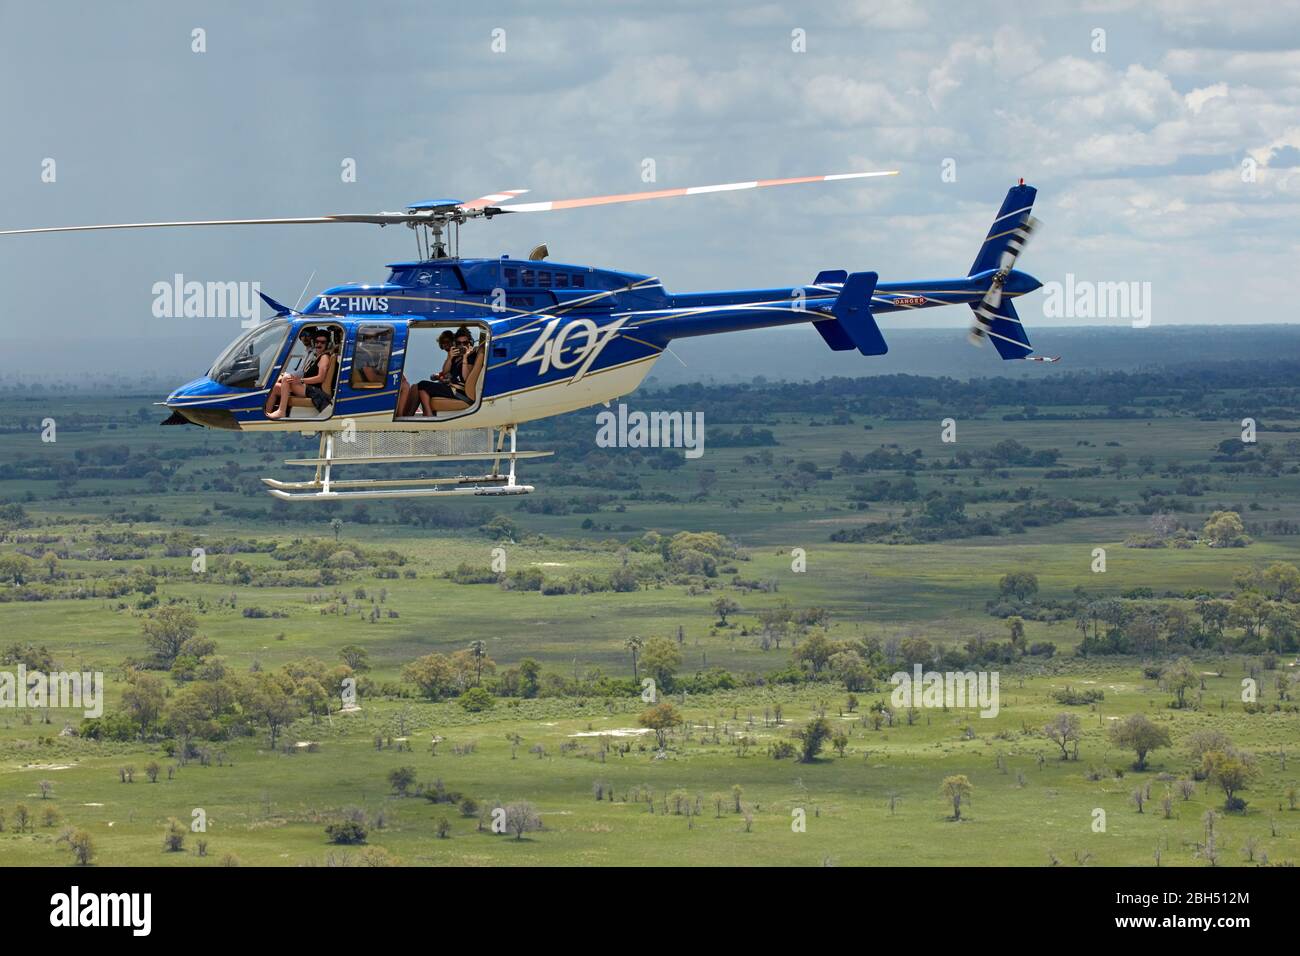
[263,425,548,500]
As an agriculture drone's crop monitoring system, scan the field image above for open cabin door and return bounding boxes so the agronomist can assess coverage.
[392,322,490,422]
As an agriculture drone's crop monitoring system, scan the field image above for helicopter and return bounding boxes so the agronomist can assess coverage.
[2,171,1053,501]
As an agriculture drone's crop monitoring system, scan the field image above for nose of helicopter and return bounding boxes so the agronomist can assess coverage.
[163,378,241,429]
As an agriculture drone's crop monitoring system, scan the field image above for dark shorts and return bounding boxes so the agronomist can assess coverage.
[417,380,467,402]
[306,385,332,411]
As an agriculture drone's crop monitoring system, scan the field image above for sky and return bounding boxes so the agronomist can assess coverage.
[1,0,1297,383]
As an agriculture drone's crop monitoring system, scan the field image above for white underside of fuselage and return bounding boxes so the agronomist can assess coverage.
[236,353,661,433]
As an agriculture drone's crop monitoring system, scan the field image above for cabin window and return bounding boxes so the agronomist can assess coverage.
[520,268,535,287]
[505,267,519,286]
[209,320,290,389]
[350,325,393,390]
[572,274,586,288]
[554,273,570,289]
[537,271,552,288]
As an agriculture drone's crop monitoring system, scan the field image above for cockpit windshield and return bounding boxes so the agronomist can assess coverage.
[208,320,289,389]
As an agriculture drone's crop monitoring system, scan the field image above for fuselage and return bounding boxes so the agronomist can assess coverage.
[165,255,1041,432]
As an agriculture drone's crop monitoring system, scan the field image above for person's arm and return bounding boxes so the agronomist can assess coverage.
[462,347,485,402]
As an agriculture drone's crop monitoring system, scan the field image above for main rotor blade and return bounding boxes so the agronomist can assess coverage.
[458,189,529,211]
[0,213,425,236]
[495,170,898,214]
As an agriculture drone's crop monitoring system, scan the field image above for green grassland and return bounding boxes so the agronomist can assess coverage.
[1,375,1298,867]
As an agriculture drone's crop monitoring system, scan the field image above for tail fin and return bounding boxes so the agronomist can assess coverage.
[969,183,1037,277]
[967,183,1045,360]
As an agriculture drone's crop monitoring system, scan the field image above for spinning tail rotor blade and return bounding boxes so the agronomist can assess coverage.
[492,170,899,214]
[985,215,1039,309]
[971,215,1041,339]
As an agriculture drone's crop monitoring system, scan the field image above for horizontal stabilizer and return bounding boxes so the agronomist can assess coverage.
[813,269,847,286]
[831,271,887,355]
[969,299,1033,360]
[812,318,856,351]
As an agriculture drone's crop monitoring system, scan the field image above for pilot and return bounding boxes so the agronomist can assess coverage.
[266,329,334,420]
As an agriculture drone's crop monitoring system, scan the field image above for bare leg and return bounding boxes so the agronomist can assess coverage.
[266,379,306,419]
[396,377,411,418]
[265,376,285,415]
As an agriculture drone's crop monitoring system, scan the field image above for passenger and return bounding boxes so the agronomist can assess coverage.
[266,330,333,420]
[264,328,316,417]
[420,327,484,415]
[415,329,466,416]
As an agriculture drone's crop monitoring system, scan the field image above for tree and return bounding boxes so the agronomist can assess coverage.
[67,829,95,865]
[1229,591,1270,640]
[794,632,836,675]
[641,637,682,691]
[504,801,541,840]
[1196,599,1230,639]
[829,650,869,692]
[711,596,740,626]
[165,680,232,763]
[1263,562,1300,602]
[1202,510,1249,548]
[325,820,368,845]
[517,658,541,699]
[1186,728,1234,765]
[467,640,491,686]
[1160,658,1198,709]
[940,775,973,820]
[998,571,1039,602]
[1202,749,1255,811]
[623,636,644,681]
[831,730,849,757]
[140,606,198,667]
[387,766,417,796]
[338,645,371,673]
[238,671,300,750]
[401,652,455,700]
[638,701,683,750]
[1108,713,1172,771]
[163,817,186,852]
[121,672,166,733]
[457,686,495,712]
[796,716,833,763]
[1043,712,1082,760]
[0,553,33,586]
[1006,616,1026,653]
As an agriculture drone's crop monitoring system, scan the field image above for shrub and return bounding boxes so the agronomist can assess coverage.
[325,820,368,845]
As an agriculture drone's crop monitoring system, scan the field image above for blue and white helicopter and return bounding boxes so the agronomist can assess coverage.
[3,171,1052,500]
